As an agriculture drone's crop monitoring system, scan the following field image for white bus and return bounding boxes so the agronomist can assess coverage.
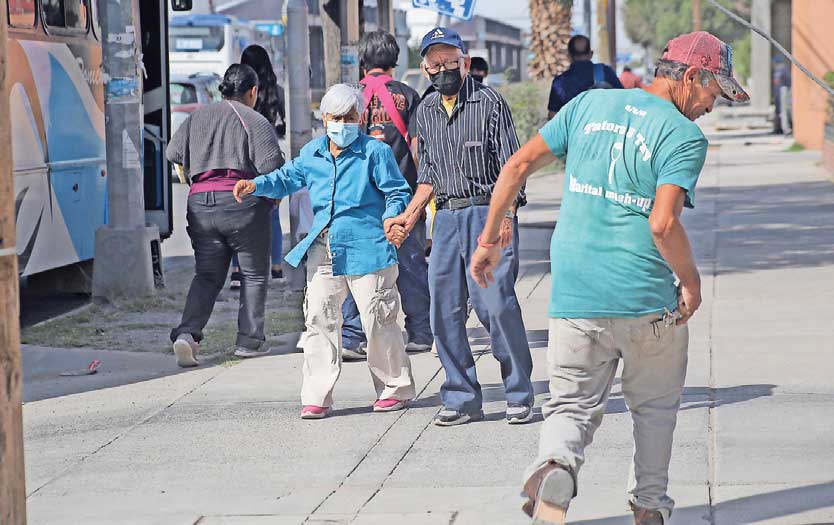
[169,14,282,78]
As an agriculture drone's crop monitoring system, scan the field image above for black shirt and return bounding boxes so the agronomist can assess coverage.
[359,73,421,190]
[415,74,523,207]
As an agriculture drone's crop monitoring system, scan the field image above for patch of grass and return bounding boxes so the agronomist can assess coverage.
[22,315,110,348]
[786,142,805,152]
[200,321,239,354]
[266,308,305,335]
[221,357,242,367]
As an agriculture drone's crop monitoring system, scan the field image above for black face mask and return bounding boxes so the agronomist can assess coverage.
[471,74,485,83]
[429,70,464,97]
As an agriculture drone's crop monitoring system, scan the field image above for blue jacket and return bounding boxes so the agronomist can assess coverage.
[253,134,412,276]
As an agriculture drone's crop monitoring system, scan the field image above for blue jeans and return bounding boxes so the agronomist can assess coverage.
[429,205,533,412]
[341,221,432,350]
[232,204,282,268]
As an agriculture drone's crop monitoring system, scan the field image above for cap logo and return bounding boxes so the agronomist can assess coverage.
[701,55,712,67]
[431,29,444,39]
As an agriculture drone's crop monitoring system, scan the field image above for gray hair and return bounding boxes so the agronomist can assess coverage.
[320,83,364,117]
[654,59,714,87]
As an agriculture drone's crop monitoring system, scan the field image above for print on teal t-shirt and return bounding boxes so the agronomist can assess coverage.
[540,89,708,319]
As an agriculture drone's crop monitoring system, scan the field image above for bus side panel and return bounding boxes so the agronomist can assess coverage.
[9,36,107,277]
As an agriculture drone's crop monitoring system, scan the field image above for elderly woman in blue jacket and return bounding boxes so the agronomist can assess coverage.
[234,84,416,419]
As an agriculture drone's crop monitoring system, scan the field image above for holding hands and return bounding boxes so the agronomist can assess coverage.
[384,217,408,249]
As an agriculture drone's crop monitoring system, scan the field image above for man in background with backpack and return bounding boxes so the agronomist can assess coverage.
[547,35,623,119]
[339,29,434,360]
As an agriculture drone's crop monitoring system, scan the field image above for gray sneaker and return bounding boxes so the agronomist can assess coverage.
[433,408,484,426]
[506,404,534,424]
[234,346,270,358]
[173,334,199,368]
[341,343,367,361]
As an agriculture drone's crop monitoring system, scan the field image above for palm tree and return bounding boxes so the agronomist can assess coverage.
[528,0,573,80]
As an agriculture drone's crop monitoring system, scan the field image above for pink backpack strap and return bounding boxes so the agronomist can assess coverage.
[360,74,410,144]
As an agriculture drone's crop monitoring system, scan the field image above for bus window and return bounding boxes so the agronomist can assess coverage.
[8,0,36,28]
[169,25,225,52]
[43,0,88,31]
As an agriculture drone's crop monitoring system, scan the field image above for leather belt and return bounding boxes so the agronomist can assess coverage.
[437,195,492,210]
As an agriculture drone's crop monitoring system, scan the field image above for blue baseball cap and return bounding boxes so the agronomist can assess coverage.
[420,27,467,57]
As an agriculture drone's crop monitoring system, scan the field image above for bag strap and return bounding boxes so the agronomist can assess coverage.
[360,74,410,144]
[593,63,604,85]
[227,100,249,133]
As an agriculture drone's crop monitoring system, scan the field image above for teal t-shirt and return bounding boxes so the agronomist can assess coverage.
[540,89,708,319]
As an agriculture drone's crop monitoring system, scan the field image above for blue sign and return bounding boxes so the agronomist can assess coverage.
[255,23,284,37]
[412,0,477,21]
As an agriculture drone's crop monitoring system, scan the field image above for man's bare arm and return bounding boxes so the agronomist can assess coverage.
[649,184,701,324]
[399,183,434,231]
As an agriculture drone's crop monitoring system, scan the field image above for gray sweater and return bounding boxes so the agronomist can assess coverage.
[166,100,284,177]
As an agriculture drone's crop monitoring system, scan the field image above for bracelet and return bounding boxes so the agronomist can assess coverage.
[477,235,499,248]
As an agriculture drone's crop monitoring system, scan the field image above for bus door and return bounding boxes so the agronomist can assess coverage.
[138,0,172,239]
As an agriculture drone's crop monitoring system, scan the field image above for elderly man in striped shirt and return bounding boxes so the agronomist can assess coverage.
[392,27,534,426]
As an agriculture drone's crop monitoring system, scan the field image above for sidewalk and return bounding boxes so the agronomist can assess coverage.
[21,132,834,524]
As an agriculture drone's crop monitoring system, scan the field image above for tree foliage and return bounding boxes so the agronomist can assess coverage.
[623,0,751,54]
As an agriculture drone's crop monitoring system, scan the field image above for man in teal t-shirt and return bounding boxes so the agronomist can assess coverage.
[470,32,749,525]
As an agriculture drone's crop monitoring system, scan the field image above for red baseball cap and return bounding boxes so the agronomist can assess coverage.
[661,31,750,102]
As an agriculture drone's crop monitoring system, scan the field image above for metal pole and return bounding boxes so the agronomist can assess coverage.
[93,0,158,300]
[0,1,27,521]
[285,0,313,290]
[607,0,617,69]
[584,0,592,39]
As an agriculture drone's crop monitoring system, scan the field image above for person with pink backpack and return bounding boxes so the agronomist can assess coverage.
[338,30,434,361]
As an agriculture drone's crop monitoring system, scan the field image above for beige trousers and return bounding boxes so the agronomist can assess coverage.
[301,234,416,407]
[528,311,688,516]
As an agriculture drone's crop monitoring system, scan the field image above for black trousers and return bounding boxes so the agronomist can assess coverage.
[171,191,272,350]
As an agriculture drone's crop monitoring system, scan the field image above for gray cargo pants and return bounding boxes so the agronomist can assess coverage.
[527,311,688,516]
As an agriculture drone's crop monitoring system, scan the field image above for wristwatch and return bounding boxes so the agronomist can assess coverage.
[504,209,515,219]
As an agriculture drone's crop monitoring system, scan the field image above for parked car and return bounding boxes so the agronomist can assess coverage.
[169,73,222,137]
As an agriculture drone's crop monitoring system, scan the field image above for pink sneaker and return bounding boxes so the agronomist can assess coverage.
[373,398,406,412]
[300,405,329,419]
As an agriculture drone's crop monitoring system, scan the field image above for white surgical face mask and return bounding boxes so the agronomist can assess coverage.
[326,121,360,148]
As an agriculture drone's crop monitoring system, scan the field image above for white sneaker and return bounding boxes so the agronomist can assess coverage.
[431,341,439,357]
[405,341,432,353]
[173,334,199,368]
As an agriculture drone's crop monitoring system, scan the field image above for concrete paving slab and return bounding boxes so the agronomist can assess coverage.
[713,482,834,525]
[715,394,834,485]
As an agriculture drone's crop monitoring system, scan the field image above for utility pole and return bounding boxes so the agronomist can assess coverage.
[285,0,313,290]
[321,0,341,88]
[692,0,702,31]
[340,0,361,83]
[750,0,772,111]
[596,0,610,65]
[607,0,617,69]
[584,0,593,38]
[93,0,160,301]
[0,0,27,522]
[377,0,394,32]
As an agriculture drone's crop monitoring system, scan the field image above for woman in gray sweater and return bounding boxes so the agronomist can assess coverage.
[166,64,284,367]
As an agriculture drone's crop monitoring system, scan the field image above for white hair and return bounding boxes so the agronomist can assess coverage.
[320,83,364,117]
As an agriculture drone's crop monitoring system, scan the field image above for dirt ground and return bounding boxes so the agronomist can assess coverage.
[22,257,305,359]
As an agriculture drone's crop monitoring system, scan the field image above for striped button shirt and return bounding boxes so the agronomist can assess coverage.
[415,75,524,207]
